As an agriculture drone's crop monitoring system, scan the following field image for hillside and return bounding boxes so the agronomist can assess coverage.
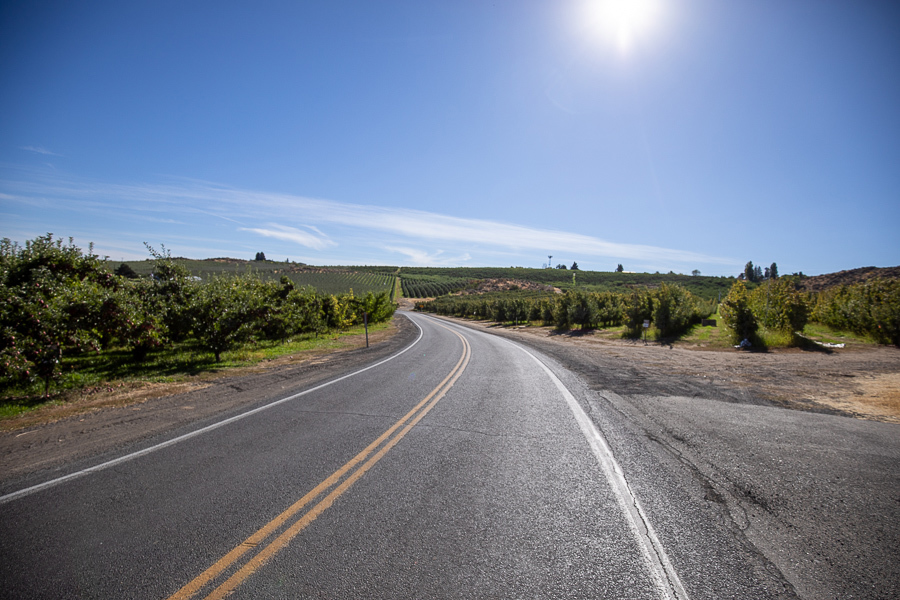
[800,266,900,292]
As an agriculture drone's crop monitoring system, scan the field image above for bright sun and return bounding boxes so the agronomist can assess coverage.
[584,0,662,55]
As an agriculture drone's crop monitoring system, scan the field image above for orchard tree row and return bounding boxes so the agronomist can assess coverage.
[418,284,716,339]
[0,235,395,394]
[706,276,899,346]
[420,276,900,347]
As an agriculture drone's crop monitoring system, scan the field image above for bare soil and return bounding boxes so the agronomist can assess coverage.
[445,318,900,424]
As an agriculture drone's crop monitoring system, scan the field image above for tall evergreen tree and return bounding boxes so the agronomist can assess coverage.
[744,261,755,282]
[769,262,778,279]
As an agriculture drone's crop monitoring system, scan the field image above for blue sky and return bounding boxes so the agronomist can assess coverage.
[1,0,898,276]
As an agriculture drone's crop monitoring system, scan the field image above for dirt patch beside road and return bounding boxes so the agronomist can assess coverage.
[436,317,900,424]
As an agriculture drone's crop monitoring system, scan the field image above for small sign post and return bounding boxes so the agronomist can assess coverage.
[643,319,650,343]
[364,312,369,348]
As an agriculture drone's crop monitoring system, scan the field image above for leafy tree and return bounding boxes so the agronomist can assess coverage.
[115,263,138,279]
[769,262,778,279]
[143,243,196,342]
[750,278,808,336]
[571,262,579,271]
[616,264,624,273]
[0,234,116,393]
[743,261,755,282]
[720,281,758,344]
[652,283,701,338]
[556,264,567,270]
[812,278,900,345]
[254,252,266,261]
[565,292,597,330]
[692,269,701,277]
[624,290,654,337]
[188,275,267,362]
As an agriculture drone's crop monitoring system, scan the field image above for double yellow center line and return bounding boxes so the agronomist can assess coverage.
[169,323,471,600]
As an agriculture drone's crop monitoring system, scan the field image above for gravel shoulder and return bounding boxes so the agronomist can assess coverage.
[437,318,900,424]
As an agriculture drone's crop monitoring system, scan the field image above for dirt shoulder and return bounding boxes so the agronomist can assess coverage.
[0,316,420,490]
[433,316,900,424]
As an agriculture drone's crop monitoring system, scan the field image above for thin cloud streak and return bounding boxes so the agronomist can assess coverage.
[20,146,62,156]
[1,176,738,268]
[240,224,335,250]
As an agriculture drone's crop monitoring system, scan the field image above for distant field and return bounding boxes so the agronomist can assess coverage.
[114,259,395,296]
[395,266,737,300]
[112,260,738,300]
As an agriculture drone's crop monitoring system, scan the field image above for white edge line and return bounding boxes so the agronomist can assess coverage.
[0,315,424,506]
[421,315,688,600]
[513,342,689,600]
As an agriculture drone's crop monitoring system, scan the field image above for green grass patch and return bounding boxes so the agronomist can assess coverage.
[800,323,878,346]
[0,321,391,420]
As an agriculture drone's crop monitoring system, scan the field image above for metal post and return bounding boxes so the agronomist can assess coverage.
[364,311,369,348]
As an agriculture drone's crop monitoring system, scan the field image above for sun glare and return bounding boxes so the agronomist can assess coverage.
[584,0,662,55]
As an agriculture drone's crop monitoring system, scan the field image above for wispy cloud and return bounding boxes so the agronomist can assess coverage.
[240,224,335,250]
[0,175,739,270]
[20,146,62,156]
[383,246,472,267]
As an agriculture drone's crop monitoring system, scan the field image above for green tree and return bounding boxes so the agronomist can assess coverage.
[616,264,624,273]
[652,283,701,338]
[0,234,117,393]
[743,261,755,282]
[751,278,808,336]
[115,263,138,278]
[720,281,758,344]
[624,290,654,337]
[188,275,267,362]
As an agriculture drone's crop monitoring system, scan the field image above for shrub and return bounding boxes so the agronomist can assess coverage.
[720,281,758,344]
[750,278,809,336]
[812,278,900,345]
[652,283,701,338]
[624,290,654,337]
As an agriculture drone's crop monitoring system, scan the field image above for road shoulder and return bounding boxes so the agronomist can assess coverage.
[0,315,420,491]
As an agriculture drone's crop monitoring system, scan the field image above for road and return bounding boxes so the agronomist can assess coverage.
[0,312,896,598]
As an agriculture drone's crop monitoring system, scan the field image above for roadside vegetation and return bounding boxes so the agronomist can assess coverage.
[0,235,396,414]
[415,271,899,351]
[3,234,897,419]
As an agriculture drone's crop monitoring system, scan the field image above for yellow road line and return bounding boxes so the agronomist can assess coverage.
[168,323,470,600]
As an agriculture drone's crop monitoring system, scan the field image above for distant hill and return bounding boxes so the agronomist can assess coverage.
[800,266,900,292]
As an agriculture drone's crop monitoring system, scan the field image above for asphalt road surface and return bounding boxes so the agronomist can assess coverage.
[1,312,897,599]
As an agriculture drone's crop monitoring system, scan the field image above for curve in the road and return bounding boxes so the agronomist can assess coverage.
[171,320,471,600]
[428,315,690,600]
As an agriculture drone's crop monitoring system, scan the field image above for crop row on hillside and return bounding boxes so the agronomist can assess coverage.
[115,259,394,296]
[397,267,735,300]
